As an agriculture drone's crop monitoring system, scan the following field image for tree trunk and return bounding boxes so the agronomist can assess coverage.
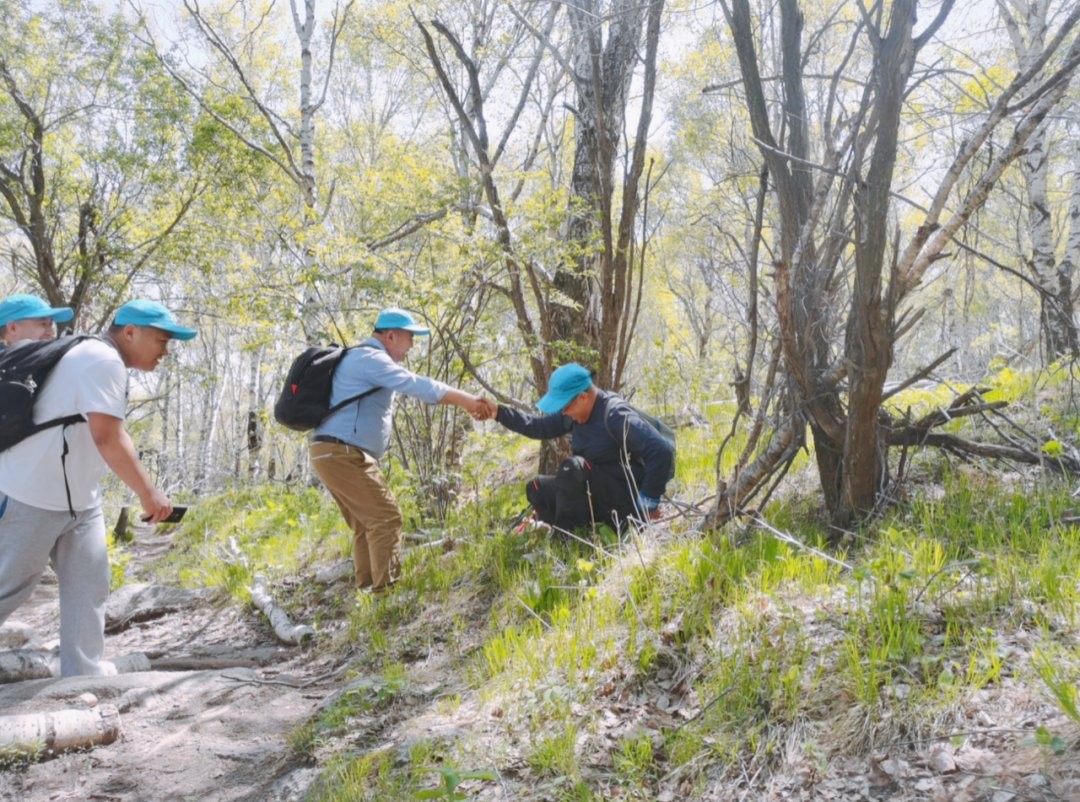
[0,650,53,682]
[159,372,170,485]
[837,0,914,523]
[113,506,133,545]
[197,337,225,492]
[557,0,662,388]
[1002,0,1079,361]
[245,348,264,481]
[1066,133,1080,315]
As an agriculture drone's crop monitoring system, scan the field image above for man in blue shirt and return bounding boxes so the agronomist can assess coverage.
[0,293,74,346]
[310,308,487,595]
[482,363,674,533]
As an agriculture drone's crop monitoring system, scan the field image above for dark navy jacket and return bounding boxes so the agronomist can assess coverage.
[494,390,673,500]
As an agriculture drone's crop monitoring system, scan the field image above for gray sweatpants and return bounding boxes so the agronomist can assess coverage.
[0,495,113,677]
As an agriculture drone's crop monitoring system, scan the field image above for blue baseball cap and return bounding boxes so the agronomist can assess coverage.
[0,294,74,327]
[374,307,430,335]
[536,363,593,414]
[113,299,198,341]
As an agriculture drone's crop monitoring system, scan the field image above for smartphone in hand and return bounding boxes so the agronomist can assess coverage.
[141,505,188,524]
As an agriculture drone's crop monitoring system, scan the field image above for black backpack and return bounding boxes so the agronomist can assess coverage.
[603,399,677,484]
[273,344,377,432]
[0,334,96,453]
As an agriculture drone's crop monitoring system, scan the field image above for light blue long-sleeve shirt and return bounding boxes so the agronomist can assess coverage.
[313,338,450,458]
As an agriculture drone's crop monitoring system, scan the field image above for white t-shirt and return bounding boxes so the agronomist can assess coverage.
[0,338,128,511]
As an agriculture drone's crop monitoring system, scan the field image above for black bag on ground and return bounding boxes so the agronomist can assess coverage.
[273,344,376,432]
[0,334,95,452]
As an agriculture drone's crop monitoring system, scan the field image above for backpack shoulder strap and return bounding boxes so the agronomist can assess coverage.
[602,396,631,445]
[23,334,105,518]
[325,343,381,415]
[30,334,104,430]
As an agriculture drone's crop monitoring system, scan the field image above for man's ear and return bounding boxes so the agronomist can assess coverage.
[117,323,140,346]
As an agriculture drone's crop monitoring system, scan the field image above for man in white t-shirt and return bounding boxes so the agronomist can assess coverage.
[0,299,197,676]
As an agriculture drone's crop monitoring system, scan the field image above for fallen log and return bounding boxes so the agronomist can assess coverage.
[112,653,152,673]
[105,582,211,634]
[147,656,261,671]
[0,704,120,760]
[314,559,353,584]
[0,651,151,683]
[247,575,314,645]
[0,650,55,683]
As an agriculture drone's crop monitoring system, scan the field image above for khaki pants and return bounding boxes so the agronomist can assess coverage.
[310,442,402,592]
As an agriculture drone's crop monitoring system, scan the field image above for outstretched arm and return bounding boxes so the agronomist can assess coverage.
[439,388,489,420]
[88,412,172,523]
[494,404,574,440]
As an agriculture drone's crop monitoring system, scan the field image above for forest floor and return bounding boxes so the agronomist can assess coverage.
[1,507,1079,801]
[0,523,328,802]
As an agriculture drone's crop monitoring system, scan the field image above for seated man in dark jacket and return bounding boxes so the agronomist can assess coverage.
[487,363,674,532]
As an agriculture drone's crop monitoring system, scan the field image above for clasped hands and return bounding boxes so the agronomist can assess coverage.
[465,396,499,422]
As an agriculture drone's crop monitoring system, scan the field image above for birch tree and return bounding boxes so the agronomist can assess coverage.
[140,0,353,475]
[999,0,1078,361]
[1064,120,1080,310]
[142,0,354,308]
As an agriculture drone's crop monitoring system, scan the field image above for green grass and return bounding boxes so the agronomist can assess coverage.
[526,722,580,779]
[143,485,351,601]
[290,664,408,758]
[137,402,1080,799]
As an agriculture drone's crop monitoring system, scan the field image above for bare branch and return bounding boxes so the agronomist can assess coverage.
[179,0,303,182]
[882,348,957,401]
[137,24,299,185]
[311,1,356,115]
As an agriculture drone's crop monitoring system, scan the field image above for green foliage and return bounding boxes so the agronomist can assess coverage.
[413,766,497,801]
[1033,647,1080,726]
[146,485,349,600]
[674,401,740,494]
[613,733,656,788]
[306,737,496,802]
[1032,725,1068,755]
[156,462,1080,800]
[527,723,579,780]
[306,747,402,802]
[0,0,209,318]
[290,668,407,758]
[0,741,43,769]
[107,532,132,591]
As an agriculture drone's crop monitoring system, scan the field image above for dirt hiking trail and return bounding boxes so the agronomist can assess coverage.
[0,523,330,802]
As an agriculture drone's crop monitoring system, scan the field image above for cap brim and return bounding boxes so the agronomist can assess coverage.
[48,308,74,323]
[401,324,430,335]
[536,391,574,414]
[154,324,197,341]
